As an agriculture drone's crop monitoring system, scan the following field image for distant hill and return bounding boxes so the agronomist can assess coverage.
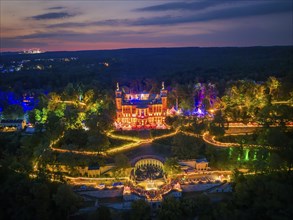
[0,46,292,91]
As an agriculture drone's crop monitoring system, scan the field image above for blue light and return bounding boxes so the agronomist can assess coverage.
[7,92,20,105]
[0,91,37,113]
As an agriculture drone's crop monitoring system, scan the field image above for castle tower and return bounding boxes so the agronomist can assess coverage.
[160,82,167,111]
[115,82,122,122]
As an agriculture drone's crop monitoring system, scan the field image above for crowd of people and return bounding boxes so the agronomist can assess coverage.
[135,164,163,181]
[128,179,180,201]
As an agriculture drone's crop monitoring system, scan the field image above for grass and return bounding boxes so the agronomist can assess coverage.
[112,129,173,139]
[152,143,173,155]
[216,134,257,145]
[108,137,133,149]
[152,134,175,146]
[58,137,133,152]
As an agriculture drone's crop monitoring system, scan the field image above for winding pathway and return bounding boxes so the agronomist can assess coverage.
[49,128,180,156]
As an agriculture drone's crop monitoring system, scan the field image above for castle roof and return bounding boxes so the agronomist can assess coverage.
[122,98,162,107]
[195,158,208,163]
[1,119,25,124]
[88,163,100,170]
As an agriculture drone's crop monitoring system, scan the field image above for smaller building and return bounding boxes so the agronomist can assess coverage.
[179,158,209,173]
[195,158,209,171]
[179,160,196,168]
[0,119,26,130]
[87,164,101,177]
[46,163,115,178]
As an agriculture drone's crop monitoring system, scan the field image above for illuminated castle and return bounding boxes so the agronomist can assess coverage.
[115,82,168,130]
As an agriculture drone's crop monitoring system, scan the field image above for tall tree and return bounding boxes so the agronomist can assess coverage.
[158,197,182,220]
[130,199,151,220]
[164,158,181,176]
[53,184,82,219]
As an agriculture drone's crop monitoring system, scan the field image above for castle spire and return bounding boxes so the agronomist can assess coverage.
[116,82,120,91]
[162,81,165,90]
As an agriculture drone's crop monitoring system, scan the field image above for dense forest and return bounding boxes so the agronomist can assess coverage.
[1,46,292,93]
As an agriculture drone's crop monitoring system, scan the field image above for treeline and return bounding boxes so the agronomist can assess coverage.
[1,46,292,93]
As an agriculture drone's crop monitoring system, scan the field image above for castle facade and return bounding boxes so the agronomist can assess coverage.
[115,82,167,130]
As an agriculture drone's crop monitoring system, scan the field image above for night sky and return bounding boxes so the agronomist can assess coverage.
[1,0,292,52]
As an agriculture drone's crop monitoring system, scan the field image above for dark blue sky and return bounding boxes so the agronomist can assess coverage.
[1,0,292,51]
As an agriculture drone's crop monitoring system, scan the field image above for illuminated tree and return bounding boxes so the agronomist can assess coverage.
[47,92,61,111]
[164,158,181,175]
[64,107,80,129]
[35,108,48,124]
[54,102,66,118]
[266,76,280,99]
[257,105,293,127]
[221,79,271,121]
[83,89,94,104]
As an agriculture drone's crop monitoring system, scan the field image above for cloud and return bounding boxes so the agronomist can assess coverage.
[13,30,153,43]
[48,19,128,28]
[30,12,76,20]
[133,1,292,25]
[47,6,66,10]
[136,0,292,13]
[48,1,292,28]
[135,0,230,12]
[15,31,82,39]
[48,22,86,28]
[0,38,48,49]
[91,19,129,26]
[8,30,183,45]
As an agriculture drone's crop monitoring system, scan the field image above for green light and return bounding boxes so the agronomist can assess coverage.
[244,149,249,161]
[253,150,257,160]
[229,147,233,159]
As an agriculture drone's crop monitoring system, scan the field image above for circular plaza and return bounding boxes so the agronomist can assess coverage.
[130,155,166,190]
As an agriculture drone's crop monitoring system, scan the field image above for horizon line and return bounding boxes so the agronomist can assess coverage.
[1,44,292,54]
